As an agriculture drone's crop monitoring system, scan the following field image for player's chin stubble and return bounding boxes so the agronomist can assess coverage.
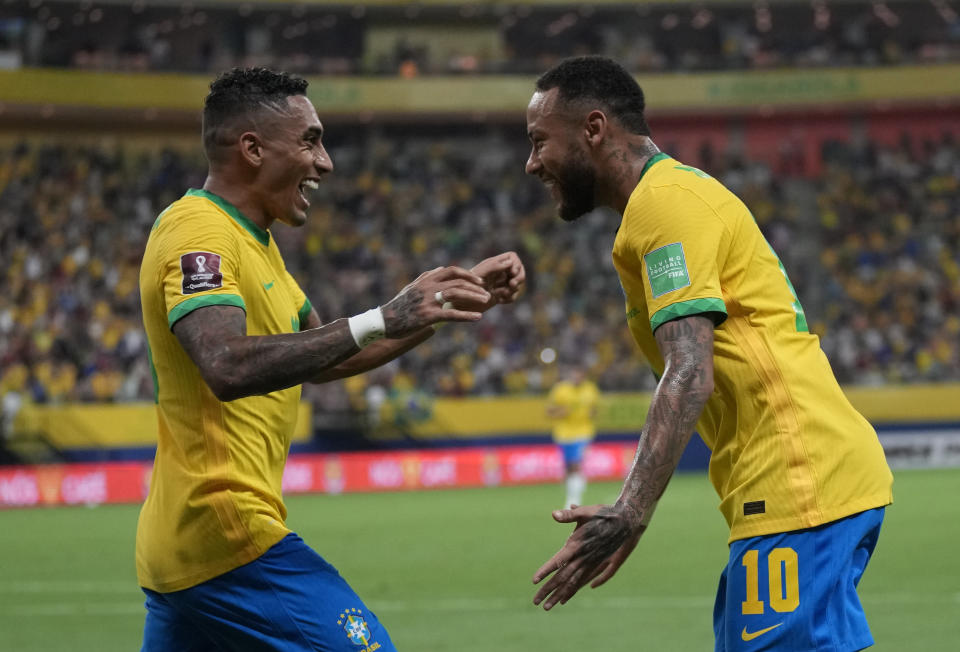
[556,155,597,222]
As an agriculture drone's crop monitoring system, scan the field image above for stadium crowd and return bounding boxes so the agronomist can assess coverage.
[815,133,960,384]
[3,0,958,76]
[1,126,957,424]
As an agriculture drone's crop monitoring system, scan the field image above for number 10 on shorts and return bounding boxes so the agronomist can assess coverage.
[741,548,799,615]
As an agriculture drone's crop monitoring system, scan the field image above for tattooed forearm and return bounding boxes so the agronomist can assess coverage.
[382,287,425,338]
[174,304,360,401]
[311,328,434,384]
[616,315,715,523]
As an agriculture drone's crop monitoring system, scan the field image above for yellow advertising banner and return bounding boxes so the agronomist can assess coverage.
[2,65,958,117]
[13,402,312,448]
[391,383,960,439]
[9,384,958,447]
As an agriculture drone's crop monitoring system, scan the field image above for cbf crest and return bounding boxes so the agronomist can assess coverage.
[337,608,381,651]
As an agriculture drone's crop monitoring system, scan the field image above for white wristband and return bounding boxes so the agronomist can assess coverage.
[348,307,386,348]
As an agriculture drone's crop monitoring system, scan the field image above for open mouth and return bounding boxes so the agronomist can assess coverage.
[297,178,320,207]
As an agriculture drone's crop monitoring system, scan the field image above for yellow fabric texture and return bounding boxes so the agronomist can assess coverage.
[612,156,892,543]
[137,190,308,592]
[548,380,599,442]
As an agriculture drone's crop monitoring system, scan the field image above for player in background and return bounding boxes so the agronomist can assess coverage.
[525,56,892,652]
[546,365,599,508]
[137,67,525,652]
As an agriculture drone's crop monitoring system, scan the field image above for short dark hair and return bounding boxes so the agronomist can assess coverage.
[535,56,650,136]
[202,67,309,159]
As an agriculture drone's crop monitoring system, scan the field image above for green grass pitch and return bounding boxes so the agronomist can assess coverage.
[0,468,957,651]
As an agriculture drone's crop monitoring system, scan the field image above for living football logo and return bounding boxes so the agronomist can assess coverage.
[337,608,381,651]
[180,251,223,295]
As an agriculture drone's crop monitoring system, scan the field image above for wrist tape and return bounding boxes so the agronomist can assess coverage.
[348,307,386,348]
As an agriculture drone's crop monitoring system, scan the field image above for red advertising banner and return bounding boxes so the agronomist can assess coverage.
[0,462,150,508]
[0,443,637,508]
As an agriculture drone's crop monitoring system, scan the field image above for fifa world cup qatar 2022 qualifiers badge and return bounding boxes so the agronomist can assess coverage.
[180,251,223,294]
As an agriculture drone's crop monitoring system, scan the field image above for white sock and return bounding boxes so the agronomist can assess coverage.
[565,472,586,507]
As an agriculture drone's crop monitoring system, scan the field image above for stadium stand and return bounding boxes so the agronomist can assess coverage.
[1,125,957,418]
[1,0,958,75]
[0,0,958,449]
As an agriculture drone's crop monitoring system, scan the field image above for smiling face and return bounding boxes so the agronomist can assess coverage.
[253,95,333,227]
[525,88,598,222]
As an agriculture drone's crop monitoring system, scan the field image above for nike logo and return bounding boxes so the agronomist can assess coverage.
[741,623,782,641]
[263,281,275,291]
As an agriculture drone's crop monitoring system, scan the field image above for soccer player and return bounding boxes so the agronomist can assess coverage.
[137,67,525,651]
[546,365,599,508]
[525,56,892,651]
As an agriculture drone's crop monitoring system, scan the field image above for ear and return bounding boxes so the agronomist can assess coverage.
[238,131,263,168]
[583,110,608,148]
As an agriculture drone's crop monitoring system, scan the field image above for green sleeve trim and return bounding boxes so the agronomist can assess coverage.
[168,294,246,329]
[650,297,727,332]
[298,297,313,329]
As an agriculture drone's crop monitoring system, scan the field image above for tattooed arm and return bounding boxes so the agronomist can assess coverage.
[174,266,491,401]
[613,313,715,537]
[532,314,715,610]
[174,305,358,401]
[299,307,436,384]
[306,253,525,383]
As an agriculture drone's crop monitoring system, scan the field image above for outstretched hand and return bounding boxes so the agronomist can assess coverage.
[471,252,525,310]
[532,503,646,611]
[382,266,491,338]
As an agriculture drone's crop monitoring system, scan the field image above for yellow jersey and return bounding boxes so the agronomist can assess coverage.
[612,154,892,542]
[548,380,600,443]
[137,189,313,592]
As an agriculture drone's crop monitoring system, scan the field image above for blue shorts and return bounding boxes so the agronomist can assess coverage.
[558,440,590,466]
[141,533,396,652]
[714,507,884,652]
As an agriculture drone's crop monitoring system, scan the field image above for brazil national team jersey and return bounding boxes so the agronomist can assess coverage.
[612,154,892,542]
[137,189,313,592]
[548,380,599,443]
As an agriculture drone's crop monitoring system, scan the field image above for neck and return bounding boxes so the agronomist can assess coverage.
[202,173,273,231]
[599,136,660,215]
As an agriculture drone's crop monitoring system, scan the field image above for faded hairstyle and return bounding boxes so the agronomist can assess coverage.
[202,67,309,162]
[535,56,650,136]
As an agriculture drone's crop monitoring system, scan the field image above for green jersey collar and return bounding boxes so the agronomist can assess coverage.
[638,152,670,183]
[185,188,270,246]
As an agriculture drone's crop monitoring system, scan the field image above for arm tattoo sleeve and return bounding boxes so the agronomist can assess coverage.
[173,304,360,401]
[310,327,434,384]
[616,315,716,526]
[381,286,424,337]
